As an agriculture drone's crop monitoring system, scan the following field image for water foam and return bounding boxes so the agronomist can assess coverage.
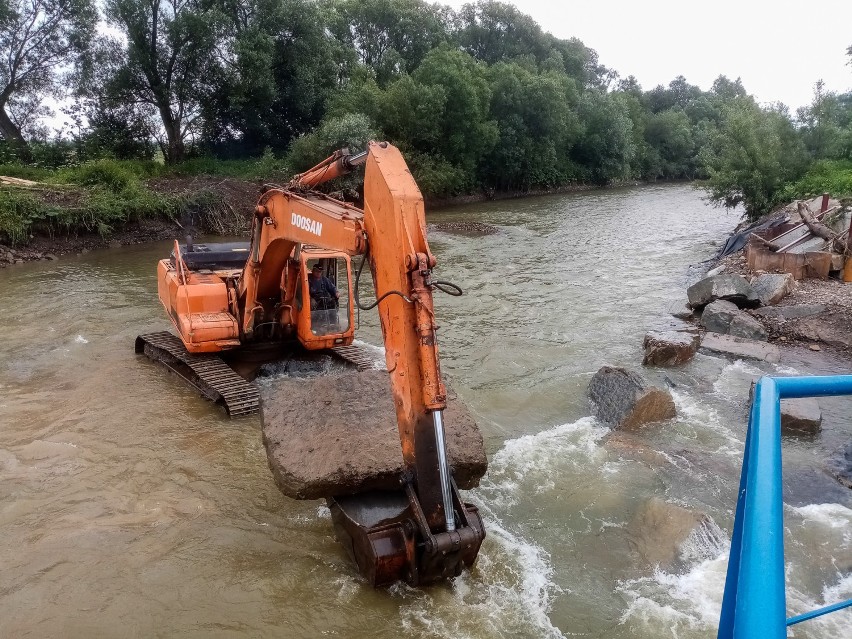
[790,502,852,529]
[395,510,567,639]
[670,388,740,451]
[617,529,730,637]
[786,574,852,638]
[711,359,763,400]
[394,419,609,638]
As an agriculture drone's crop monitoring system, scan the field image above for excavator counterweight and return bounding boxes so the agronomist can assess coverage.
[136,142,486,586]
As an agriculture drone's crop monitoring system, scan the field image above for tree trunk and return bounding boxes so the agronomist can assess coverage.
[164,133,185,164]
[797,201,847,253]
[158,109,185,164]
[0,105,32,163]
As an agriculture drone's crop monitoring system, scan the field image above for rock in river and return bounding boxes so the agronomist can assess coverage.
[642,330,700,366]
[260,369,487,500]
[687,273,759,309]
[626,498,722,569]
[827,442,852,489]
[588,366,676,430]
[781,398,822,435]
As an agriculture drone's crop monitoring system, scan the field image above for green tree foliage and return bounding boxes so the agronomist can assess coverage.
[702,103,809,220]
[455,1,602,86]
[571,90,634,184]
[3,0,850,219]
[104,0,225,163]
[0,0,97,160]
[205,0,342,156]
[643,109,695,179]
[785,159,852,200]
[287,112,376,170]
[796,81,852,160]
[455,0,549,65]
[325,0,448,87]
[408,46,497,174]
[480,62,579,190]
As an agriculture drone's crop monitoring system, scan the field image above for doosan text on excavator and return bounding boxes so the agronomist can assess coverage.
[135,141,487,587]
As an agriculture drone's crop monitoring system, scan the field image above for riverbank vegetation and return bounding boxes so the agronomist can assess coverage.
[1,0,851,245]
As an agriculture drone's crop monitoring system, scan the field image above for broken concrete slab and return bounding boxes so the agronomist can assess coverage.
[780,398,822,435]
[687,273,759,310]
[752,304,826,320]
[791,316,852,350]
[588,366,676,430]
[642,331,700,366]
[700,333,781,363]
[751,273,795,306]
[260,370,487,500]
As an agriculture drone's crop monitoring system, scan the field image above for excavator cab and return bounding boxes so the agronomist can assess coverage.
[294,249,355,349]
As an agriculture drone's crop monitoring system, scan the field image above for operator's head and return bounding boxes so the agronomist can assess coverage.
[311,264,323,277]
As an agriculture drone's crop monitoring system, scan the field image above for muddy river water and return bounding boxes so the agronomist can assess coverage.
[1,184,851,638]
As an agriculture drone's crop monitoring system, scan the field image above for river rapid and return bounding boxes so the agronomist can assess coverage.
[1,184,851,638]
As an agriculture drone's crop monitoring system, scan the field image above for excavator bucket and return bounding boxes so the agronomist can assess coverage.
[327,482,485,587]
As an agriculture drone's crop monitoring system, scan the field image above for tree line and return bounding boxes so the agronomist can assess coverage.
[1,0,851,218]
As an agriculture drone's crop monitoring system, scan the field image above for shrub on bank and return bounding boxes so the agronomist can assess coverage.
[784,160,852,201]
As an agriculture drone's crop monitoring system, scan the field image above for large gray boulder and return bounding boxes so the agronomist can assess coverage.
[642,331,700,366]
[588,366,676,430]
[687,273,759,309]
[728,313,768,340]
[781,398,822,435]
[699,299,739,334]
[260,370,487,499]
[700,300,767,340]
[751,273,795,306]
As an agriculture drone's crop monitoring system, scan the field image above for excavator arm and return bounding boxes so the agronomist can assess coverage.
[243,142,485,584]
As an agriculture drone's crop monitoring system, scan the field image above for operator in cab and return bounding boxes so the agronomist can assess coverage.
[308,263,339,333]
[308,263,339,308]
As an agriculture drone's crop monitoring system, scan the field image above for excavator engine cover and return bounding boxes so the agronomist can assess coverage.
[328,482,485,587]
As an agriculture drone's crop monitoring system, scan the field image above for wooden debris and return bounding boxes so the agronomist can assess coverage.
[796,201,847,254]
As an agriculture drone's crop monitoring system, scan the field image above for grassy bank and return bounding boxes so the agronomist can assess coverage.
[0,155,289,246]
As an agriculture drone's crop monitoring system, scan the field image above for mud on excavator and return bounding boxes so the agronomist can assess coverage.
[135,142,486,586]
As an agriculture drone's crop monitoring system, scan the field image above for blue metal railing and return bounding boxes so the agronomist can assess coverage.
[718,375,852,638]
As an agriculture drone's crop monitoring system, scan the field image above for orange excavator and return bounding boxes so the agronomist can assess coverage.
[136,142,485,586]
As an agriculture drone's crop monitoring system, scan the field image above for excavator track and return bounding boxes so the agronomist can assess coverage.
[135,332,260,417]
[136,333,384,416]
[329,345,385,371]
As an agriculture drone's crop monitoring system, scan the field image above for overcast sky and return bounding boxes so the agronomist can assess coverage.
[445,0,852,111]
